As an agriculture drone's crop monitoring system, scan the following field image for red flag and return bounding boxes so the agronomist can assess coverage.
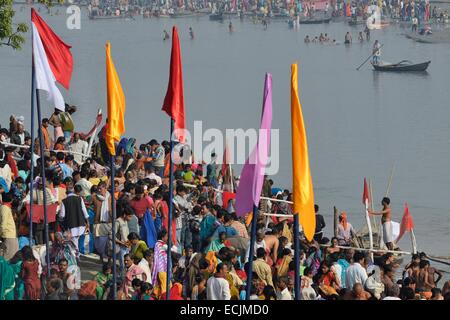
[162,26,186,142]
[362,177,370,206]
[31,8,73,90]
[396,203,415,243]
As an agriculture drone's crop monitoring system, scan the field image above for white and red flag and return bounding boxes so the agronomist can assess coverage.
[31,8,73,111]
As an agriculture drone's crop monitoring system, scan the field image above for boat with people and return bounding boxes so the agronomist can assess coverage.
[371,60,431,72]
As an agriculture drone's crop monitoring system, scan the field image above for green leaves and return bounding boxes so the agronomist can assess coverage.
[0,0,56,50]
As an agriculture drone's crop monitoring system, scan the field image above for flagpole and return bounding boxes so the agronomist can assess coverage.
[29,52,36,244]
[293,214,301,300]
[110,154,117,300]
[229,164,234,193]
[245,204,258,300]
[35,89,50,270]
[410,228,417,254]
[166,118,175,300]
[87,109,102,160]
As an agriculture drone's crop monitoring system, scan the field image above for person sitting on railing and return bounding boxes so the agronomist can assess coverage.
[336,212,355,246]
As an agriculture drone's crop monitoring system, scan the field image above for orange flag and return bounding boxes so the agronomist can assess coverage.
[105,42,126,156]
[291,63,315,241]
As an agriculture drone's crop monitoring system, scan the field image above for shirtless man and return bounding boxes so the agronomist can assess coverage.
[369,197,394,250]
[417,260,436,294]
[343,283,372,300]
[264,225,281,267]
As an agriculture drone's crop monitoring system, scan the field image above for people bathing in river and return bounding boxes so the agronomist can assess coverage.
[358,32,364,42]
[344,32,352,44]
[189,27,194,40]
[304,35,311,43]
[163,30,170,41]
[228,21,234,33]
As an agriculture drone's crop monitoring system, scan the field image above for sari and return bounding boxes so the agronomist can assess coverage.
[122,264,146,299]
[130,240,149,261]
[50,232,77,267]
[0,257,15,300]
[276,255,293,278]
[152,240,168,285]
[205,239,225,254]
[153,272,171,299]
[94,272,113,300]
[160,282,183,300]
[10,260,25,300]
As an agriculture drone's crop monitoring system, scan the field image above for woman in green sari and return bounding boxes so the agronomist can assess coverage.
[0,256,15,300]
[9,252,25,300]
[93,262,113,300]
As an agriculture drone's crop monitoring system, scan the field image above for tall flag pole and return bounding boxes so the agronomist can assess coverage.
[235,73,272,299]
[29,48,36,245]
[291,63,315,300]
[363,177,374,262]
[31,8,73,269]
[105,42,126,300]
[162,26,186,300]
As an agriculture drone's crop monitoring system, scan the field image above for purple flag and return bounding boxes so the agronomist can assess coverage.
[235,73,273,217]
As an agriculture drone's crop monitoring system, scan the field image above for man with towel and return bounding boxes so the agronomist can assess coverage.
[369,197,394,250]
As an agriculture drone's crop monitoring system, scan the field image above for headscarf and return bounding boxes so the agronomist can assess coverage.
[340,212,348,230]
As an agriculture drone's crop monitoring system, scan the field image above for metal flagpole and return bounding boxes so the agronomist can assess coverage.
[110,154,117,300]
[245,205,258,300]
[166,119,175,300]
[29,51,36,244]
[293,214,301,300]
[35,89,50,269]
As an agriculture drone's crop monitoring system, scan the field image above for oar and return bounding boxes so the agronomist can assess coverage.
[356,44,384,70]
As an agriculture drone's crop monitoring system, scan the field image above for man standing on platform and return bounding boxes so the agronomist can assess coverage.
[369,197,394,250]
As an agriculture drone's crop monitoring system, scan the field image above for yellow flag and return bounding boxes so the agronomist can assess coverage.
[291,63,315,241]
[105,42,126,156]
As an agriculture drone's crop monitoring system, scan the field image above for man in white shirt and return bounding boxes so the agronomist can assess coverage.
[75,170,93,197]
[206,263,231,300]
[276,276,292,300]
[138,249,154,285]
[346,251,368,289]
[69,133,88,165]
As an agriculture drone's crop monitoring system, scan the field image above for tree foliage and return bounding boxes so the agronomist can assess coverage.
[0,0,62,50]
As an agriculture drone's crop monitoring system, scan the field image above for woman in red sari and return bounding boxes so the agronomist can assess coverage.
[20,246,41,300]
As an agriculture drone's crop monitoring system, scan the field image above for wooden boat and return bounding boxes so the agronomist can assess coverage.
[209,13,224,21]
[371,60,431,72]
[299,17,332,24]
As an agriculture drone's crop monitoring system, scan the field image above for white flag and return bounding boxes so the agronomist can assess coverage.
[32,23,65,111]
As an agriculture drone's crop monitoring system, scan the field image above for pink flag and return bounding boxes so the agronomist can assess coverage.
[235,73,272,217]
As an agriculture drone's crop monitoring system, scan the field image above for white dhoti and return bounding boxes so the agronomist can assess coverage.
[383,221,393,244]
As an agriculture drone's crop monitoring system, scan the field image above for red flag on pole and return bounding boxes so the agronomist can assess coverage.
[162,26,186,142]
[362,177,370,207]
[31,8,73,90]
[396,203,415,243]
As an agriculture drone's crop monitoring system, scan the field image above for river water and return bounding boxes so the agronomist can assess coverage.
[2,5,450,264]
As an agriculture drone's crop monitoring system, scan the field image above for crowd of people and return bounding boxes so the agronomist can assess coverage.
[1,109,449,300]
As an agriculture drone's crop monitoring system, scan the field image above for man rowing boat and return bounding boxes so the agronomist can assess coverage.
[372,40,381,65]
[369,197,394,251]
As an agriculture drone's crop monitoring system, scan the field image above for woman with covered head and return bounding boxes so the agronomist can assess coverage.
[337,212,355,246]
